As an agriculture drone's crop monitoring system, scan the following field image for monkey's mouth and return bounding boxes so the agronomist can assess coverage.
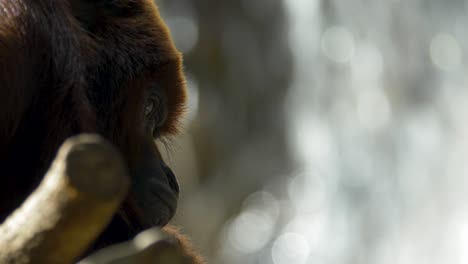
[85,159,180,254]
[129,163,179,228]
[145,174,179,226]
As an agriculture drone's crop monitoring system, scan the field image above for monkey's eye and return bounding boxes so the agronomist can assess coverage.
[145,99,156,117]
[144,93,167,134]
[145,95,162,118]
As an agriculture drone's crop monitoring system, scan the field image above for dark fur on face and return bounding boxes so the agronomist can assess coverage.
[0,0,187,250]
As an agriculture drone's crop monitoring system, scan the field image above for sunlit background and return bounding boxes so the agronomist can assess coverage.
[158,0,468,263]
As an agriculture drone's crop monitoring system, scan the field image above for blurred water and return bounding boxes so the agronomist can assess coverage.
[218,0,468,263]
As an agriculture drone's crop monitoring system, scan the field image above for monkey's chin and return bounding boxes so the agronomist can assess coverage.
[140,180,179,227]
[129,174,179,228]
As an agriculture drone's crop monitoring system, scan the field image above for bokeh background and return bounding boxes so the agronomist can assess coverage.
[157,0,468,263]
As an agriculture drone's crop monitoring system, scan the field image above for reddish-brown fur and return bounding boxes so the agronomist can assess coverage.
[164,225,206,264]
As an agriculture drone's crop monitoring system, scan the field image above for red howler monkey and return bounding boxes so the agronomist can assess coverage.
[0,0,202,262]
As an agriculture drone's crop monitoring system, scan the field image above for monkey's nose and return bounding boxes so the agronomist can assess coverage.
[160,160,179,194]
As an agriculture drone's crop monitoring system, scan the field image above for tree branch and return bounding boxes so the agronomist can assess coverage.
[0,135,130,264]
[79,227,192,264]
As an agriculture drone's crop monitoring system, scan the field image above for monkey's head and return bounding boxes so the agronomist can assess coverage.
[0,0,187,239]
[69,0,188,229]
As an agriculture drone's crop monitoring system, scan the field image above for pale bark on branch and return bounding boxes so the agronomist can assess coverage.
[0,135,130,264]
[79,227,192,264]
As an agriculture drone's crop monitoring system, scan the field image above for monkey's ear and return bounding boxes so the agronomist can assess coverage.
[69,0,142,29]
